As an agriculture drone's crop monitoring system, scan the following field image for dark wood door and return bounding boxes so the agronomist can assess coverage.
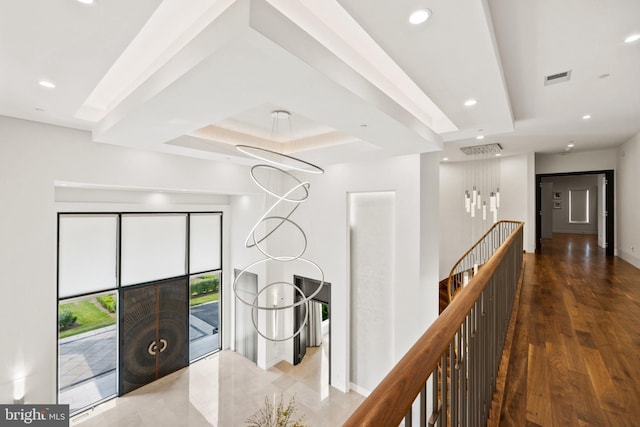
[120,285,157,394]
[293,293,307,365]
[120,278,188,395]
[157,280,188,378]
[292,276,331,367]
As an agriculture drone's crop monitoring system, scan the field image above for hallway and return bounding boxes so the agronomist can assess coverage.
[500,234,640,426]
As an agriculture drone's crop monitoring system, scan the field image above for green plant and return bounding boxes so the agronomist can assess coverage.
[321,303,329,321]
[189,292,219,307]
[96,295,117,313]
[58,308,77,330]
[246,394,307,427]
[190,275,219,295]
[58,299,116,339]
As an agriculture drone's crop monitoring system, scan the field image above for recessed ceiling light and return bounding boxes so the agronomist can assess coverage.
[38,80,56,89]
[624,34,640,43]
[409,9,431,25]
[476,135,485,140]
[464,99,477,107]
[568,143,575,148]
[442,157,449,161]
[582,114,592,120]
[495,153,502,157]
[77,0,95,4]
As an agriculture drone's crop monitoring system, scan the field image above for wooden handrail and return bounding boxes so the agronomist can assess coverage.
[343,221,524,427]
[446,220,522,301]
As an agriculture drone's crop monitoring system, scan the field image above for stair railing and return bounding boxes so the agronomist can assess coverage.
[343,220,524,427]
[447,220,522,303]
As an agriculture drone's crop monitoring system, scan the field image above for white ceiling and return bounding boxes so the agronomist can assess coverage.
[1,0,638,166]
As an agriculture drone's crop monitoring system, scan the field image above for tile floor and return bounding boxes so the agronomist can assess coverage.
[71,339,364,427]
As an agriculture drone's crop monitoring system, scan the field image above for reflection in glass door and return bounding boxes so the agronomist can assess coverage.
[189,272,221,361]
[234,269,257,364]
[58,292,117,414]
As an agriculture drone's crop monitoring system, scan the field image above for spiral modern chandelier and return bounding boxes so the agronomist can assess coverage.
[233,122,325,342]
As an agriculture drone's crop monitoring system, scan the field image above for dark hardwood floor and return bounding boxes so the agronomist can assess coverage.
[500,233,640,426]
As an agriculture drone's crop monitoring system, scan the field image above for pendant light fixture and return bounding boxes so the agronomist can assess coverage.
[233,111,325,342]
[461,143,502,242]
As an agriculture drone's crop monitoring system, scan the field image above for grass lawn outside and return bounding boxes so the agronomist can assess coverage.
[59,299,116,339]
[190,292,219,307]
[59,292,217,338]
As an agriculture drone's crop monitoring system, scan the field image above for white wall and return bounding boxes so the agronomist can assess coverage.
[541,175,599,235]
[418,153,440,335]
[439,153,534,280]
[617,132,640,268]
[500,153,535,252]
[0,116,257,404]
[536,149,617,174]
[348,192,395,393]
[284,154,440,394]
[439,161,465,280]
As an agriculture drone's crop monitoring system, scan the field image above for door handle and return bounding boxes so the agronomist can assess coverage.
[148,339,167,354]
[148,340,157,355]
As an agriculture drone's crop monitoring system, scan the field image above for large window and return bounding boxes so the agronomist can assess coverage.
[121,214,187,286]
[58,292,117,414]
[58,214,118,298]
[189,272,220,361]
[58,212,222,415]
[569,189,590,224]
[188,213,222,361]
[58,214,118,414]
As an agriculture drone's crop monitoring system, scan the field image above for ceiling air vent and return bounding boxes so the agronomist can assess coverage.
[460,143,502,156]
[544,70,572,86]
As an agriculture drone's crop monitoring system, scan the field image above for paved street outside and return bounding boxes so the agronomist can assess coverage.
[189,301,219,360]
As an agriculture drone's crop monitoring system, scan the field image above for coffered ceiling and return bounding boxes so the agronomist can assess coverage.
[1,0,638,165]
